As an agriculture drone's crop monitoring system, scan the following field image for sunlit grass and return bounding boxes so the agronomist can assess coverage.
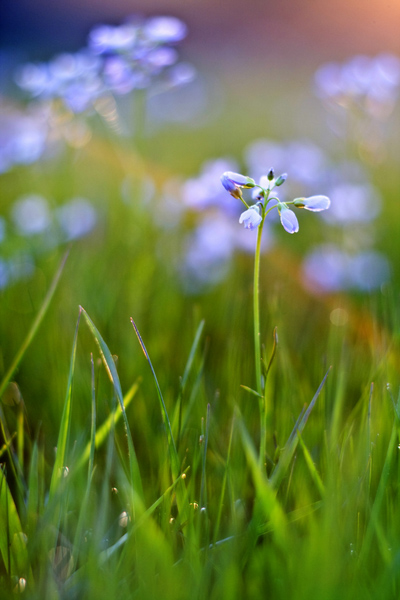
[1,53,400,596]
[1,219,400,598]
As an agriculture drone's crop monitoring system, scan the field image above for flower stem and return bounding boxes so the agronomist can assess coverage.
[253,218,264,397]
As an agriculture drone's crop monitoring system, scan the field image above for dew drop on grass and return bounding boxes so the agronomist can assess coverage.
[13,578,26,593]
[118,511,130,528]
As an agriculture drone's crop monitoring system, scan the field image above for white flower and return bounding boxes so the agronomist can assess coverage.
[239,207,262,230]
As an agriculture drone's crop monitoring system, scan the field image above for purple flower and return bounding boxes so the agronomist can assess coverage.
[239,207,262,230]
[278,203,299,234]
[143,16,188,43]
[221,171,255,199]
[293,195,330,212]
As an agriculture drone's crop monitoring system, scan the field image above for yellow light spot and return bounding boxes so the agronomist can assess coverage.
[330,308,349,327]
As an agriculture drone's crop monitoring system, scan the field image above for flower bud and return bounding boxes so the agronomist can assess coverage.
[239,206,262,230]
[267,168,275,181]
[221,171,255,199]
[293,195,330,212]
[275,173,288,187]
[278,202,299,234]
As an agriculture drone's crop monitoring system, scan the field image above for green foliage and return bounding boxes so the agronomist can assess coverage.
[1,70,400,599]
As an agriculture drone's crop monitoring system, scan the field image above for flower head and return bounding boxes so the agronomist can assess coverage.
[278,203,299,234]
[293,195,330,212]
[221,171,255,199]
[239,207,262,230]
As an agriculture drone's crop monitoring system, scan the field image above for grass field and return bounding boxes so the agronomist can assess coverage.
[1,20,400,598]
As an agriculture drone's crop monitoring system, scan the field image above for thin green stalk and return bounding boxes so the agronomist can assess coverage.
[0,248,69,399]
[253,218,264,397]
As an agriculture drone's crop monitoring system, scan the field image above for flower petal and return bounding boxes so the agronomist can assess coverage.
[279,205,299,233]
[239,208,262,230]
[294,195,330,212]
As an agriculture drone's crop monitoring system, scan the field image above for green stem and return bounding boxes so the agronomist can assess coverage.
[253,219,264,397]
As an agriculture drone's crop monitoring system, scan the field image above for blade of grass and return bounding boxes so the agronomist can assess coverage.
[297,430,325,498]
[358,385,400,565]
[81,308,144,506]
[88,353,97,481]
[269,366,331,492]
[74,379,140,473]
[65,466,190,591]
[130,318,179,476]
[200,404,210,510]
[259,327,279,469]
[213,415,235,546]
[71,354,98,569]
[49,308,81,501]
[0,467,32,581]
[235,408,288,551]
[0,251,69,508]
[26,441,40,536]
[130,318,187,522]
[0,249,70,399]
[175,319,205,447]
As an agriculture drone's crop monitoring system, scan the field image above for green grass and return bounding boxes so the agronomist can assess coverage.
[1,241,400,599]
[1,62,400,599]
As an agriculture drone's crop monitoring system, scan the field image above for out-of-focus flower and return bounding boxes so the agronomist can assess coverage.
[16,52,103,112]
[88,24,139,54]
[182,213,235,290]
[322,183,380,224]
[15,15,194,123]
[245,139,328,191]
[182,159,239,213]
[0,103,48,173]
[143,16,188,43]
[56,198,97,240]
[314,53,400,110]
[302,244,390,292]
[239,207,262,230]
[277,203,299,234]
[11,194,51,236]
[293,195,331,211]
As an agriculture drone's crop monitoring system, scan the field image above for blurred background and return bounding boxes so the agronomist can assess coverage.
[1,0,400,450]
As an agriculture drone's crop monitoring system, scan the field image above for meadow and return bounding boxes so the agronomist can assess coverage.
[1,15,400,599]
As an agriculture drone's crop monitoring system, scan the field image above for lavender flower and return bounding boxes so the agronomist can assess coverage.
[239,207,262,230]
[293,195,331,211]
[277,203,299,234]
[221,171,255,198]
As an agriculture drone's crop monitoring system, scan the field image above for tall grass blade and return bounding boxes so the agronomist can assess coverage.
[213,415,235,546]
[74,379,140,472]
[235,409,288,550]
[0,467,31,581]
[0,249,70,399]
[176,319,205,446]
[359,385,400,565]
[269,366,331,492]
[200,403,210,515]
[297,431,325,498]
[130,318,187,521]
[26,441,40,536]
[130,319,179,479]
[49,308,81,501]
[81,308,144,505]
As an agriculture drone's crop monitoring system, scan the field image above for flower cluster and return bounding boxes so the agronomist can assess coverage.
[221,170,330,234]
[314,53,400,114]
[0,193,98,290]
[15,16,194,113]
[314,53,400,162]
[0,16,195,173]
